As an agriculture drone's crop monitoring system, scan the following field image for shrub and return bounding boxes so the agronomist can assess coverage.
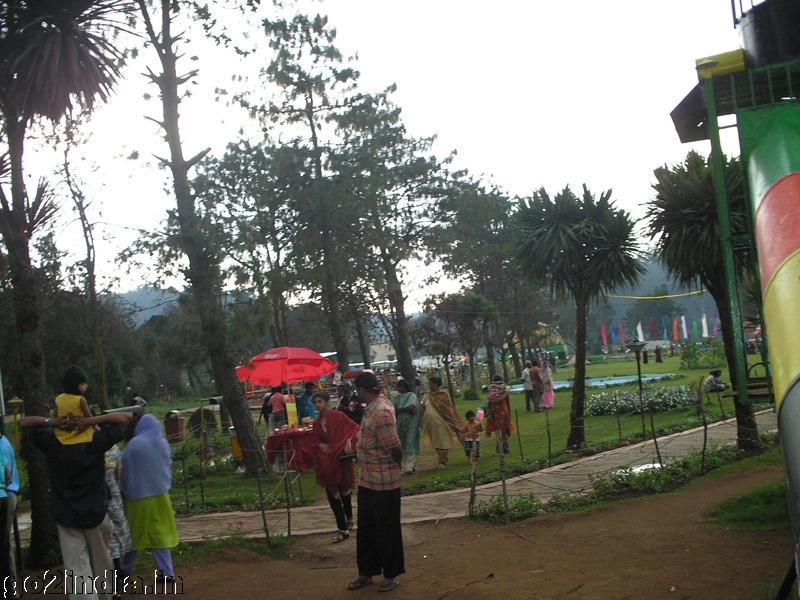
[586,384,694,416]
[186,407,219,437]
[462,388,480,401]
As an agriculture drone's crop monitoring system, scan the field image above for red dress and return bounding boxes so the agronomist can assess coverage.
[312,410,360,494]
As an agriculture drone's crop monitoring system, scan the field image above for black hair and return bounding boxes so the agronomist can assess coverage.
[305,382,315,388]
[532,359,539,367]
[354,371,379,395]
[396,379,411,392]
[312,391,330,403]
[465,410,475,419]
[271,386,282,393]
[428,376,443,387]
[492,374,503,382]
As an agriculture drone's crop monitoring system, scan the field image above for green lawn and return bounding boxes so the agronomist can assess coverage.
[162,354,775,513]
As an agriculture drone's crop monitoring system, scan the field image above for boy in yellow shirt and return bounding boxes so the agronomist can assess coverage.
[54,366,94,445]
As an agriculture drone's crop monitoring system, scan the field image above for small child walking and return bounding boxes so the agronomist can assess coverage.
[459,410,482,463]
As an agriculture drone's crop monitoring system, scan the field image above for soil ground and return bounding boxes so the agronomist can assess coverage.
[171,464,792,600]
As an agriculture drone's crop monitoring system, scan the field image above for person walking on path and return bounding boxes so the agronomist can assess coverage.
[311,392,359,543]
[521,361,533,411]
[346,371,405,593]
[392,379,419,474]
[540,362,555,410]
[20,411,132,600]
[484,376,513,454]
[530,359,544,412]
[120,415,179,581]
[420,377,463,468]
[105,444,133,591]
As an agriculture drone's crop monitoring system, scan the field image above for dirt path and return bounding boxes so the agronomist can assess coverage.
[171,464,791,600]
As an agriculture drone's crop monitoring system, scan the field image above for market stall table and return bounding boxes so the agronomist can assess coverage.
[265,428,317,472]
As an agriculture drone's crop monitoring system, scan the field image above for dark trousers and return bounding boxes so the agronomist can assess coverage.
[356,486,405,580]
[465,440,481,460]
[525,389,534,411]
[327,490,353,532]
[532,385,543,411]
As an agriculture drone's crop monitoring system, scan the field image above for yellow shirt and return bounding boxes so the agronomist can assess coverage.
[54,393,94,445]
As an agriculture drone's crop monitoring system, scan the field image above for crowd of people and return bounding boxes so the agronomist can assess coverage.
[16,366,178,600]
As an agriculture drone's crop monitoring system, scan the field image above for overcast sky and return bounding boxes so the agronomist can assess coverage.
[30,0,744,301]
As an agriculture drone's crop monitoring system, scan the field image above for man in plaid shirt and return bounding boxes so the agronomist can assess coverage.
[347,371,404,593]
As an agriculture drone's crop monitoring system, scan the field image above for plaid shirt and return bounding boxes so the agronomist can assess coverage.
[357,396,402,490]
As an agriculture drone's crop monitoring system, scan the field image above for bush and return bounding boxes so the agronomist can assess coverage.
[586,384,694,416]
[462,388,480,401]
[186,407,219,438]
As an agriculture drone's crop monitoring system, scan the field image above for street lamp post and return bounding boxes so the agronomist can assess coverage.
[626,339,647,439]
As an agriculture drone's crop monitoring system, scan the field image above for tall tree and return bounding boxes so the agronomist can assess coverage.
[0,0,129,566]
[510,185,644,449]
[646,150,759,450]
[332,89,449,383]
[135,0,265,474]
[253,14,359,371]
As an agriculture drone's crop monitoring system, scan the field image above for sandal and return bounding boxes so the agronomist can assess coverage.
[346,519,354,530]
[347,577,372,590]
[378,580,400,593]
[333,531,350,543]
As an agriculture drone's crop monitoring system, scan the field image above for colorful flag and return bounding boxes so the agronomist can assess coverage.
[650,319,657,341]
[692,319,699,340]
[713,314,720,336]
[601,323,608,347]
[681,315,688,339]
[662,317,669,340]
[637,321,645,343]
[672,317,679,341]
[701,313,709,338]
[611,324,617,346]
[620,322,626,345]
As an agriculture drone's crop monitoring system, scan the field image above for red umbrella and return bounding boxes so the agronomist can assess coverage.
[242,347,338,387]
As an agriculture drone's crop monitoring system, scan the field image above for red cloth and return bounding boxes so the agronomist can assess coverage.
[265,429,316,472]
[484,392,514,437]
[311,410,360,492]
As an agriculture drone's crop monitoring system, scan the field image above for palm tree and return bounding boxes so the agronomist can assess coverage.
[0,0,129,566]
[646,150,759,451]
[509,185,644,449]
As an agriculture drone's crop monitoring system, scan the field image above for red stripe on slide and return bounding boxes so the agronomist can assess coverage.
[755,172,800,291]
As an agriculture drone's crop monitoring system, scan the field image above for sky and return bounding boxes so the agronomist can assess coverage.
[29,0,745,306]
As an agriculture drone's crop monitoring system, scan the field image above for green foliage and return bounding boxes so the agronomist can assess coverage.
[680,340,727,370]
[462,388,480,401]
[474,443,771,525]
[186,408,219,438]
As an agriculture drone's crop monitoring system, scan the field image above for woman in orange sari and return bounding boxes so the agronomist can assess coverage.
[484,375,513,453]
[311,391,360,543]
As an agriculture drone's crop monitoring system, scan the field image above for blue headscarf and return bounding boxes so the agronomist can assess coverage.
[121,414,172,500]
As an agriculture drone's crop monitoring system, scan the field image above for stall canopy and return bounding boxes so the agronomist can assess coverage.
[237,346,338,387]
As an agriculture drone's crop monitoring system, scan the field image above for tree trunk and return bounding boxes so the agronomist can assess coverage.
[381,251,415,383]
[500,349,510,382]
[0,115,61,567]
[508,335,523,378]
[139,0,265,475]
[467,351,477,390]
[567,293,589,449]
[443,359,455,404]
[711,284,760,450]
[483,320,496,378]
[353,317,371,368]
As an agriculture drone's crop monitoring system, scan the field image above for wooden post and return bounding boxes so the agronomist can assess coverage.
[254,454,274,548]
[514,409,524,461]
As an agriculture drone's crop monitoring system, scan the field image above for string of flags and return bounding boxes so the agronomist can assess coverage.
[601,314,723,346]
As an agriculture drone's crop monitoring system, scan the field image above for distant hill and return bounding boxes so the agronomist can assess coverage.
[608,259,720,326]
[119,286,180,326]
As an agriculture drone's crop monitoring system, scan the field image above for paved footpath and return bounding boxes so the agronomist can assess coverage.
[170,410,778,542]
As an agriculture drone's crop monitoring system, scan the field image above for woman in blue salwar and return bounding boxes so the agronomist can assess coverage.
[392,379,419,474]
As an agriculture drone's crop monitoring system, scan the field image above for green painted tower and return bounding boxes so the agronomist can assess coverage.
[672,1,800,595]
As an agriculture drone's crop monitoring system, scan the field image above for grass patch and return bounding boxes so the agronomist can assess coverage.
[707,479,788,530]
[134,532,293,573]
